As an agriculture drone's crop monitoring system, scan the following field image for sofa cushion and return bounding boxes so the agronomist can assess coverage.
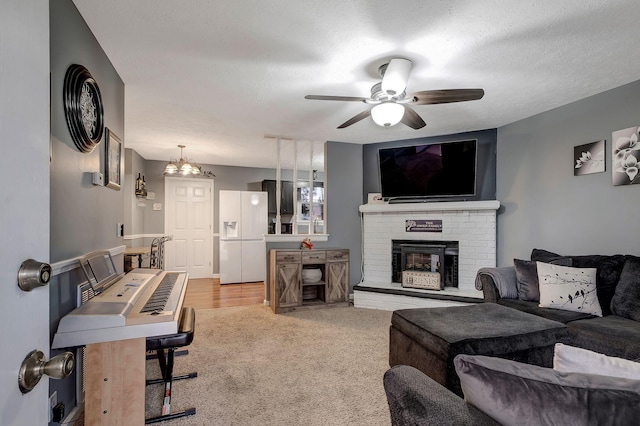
[537,262,602,317]
[531,249,626,315]
[610,255,640,321]
[567,315,640,360]
[514,258,573,302]
[454,353,640,426]
[553,343,640,379]
[498,299,595,324]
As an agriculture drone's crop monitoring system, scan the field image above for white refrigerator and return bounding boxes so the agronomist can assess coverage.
[219,190,268,284]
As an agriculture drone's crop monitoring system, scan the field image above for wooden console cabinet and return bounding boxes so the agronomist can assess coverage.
[269,248,349,313]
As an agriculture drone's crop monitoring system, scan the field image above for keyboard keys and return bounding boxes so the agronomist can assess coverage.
[140,273,179,313]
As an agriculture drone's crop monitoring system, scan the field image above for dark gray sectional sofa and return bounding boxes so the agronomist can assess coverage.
[478,249,640,360]
[384,249,640,425]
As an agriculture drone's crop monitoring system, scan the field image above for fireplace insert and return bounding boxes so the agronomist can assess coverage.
[391,240,459,288]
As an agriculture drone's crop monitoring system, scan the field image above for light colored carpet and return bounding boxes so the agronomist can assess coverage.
[145,305,394,425]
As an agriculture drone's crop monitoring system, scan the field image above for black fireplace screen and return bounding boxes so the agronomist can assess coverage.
[392,240,459,287]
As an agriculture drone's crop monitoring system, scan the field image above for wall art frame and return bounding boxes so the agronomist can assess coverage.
[612,126,640,186]
[105,128,122,190]
[574,140,605,176]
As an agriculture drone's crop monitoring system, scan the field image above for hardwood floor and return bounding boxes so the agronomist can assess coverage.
[183,277,265,309]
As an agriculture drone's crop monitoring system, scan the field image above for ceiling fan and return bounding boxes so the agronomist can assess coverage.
[305,58,484,129]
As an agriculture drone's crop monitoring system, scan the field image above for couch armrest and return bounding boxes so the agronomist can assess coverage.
[479,274,500,303]
[383,365,499,426]
[475,266,518,302]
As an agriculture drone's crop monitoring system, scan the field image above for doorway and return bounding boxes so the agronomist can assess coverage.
[164,178,214,278]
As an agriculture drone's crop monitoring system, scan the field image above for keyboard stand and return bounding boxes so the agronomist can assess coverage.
[85,338,146,425]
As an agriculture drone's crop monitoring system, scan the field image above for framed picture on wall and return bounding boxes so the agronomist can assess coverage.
[574,140,605,176]
[105,128,122,190]
[612,126,640,186]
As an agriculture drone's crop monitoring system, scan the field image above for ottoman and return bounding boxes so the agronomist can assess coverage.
[389,303,568,397]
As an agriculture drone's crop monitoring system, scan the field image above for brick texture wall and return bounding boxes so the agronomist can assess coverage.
[362,204,497,293]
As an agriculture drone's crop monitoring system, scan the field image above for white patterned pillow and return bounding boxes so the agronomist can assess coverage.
[537,262,602,316]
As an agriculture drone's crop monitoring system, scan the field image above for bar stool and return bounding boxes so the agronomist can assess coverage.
[145,306,197,424]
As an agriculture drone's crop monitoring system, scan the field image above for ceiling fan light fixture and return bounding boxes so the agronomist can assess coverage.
[381,58,412,96]
[371,102,405,127]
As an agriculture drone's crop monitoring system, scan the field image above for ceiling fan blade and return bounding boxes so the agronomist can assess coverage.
[337,109,371,129]
[381,58,412,96]
[410,89,485,105]
[305,95,368,102]
[401,106,426,129]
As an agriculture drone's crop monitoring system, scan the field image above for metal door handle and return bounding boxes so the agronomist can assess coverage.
[18,350,74,394]
[17,259,52,291]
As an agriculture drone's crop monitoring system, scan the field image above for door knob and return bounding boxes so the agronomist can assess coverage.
[18,350,74,394]
[17,259,52,291]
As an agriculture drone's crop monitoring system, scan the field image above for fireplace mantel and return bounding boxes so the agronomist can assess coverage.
[359,200,500,214]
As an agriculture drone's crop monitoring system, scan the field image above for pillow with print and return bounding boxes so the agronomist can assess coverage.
[537,262,602,317]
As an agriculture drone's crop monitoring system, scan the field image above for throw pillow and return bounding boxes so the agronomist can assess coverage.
[610,255,640,321]
[531,248,627,315]
[553,343,640,380]
[514,259,539,301]
[570,254,627,316]
[454,354,640,426]
[514,258,573,302]
[537,262,602,316]
[530,248,564,263]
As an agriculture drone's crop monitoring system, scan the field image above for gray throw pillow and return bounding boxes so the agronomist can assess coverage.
[610,256,640,321]
[454,354,640,426]
[514,257,572,302]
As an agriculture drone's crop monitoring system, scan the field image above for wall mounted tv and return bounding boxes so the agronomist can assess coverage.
[378,139,477,200]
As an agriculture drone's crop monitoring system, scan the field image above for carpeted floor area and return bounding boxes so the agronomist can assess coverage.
[145,305,393,425]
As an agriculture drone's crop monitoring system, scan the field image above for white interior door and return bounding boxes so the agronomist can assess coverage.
[165,178,213,279]
[1,2,50,423]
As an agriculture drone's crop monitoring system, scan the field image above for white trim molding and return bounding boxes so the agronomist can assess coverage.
[51,245,126,277]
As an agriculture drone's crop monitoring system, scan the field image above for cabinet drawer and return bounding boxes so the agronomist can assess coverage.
[327,250,349,262]
[275,251,301,263]
[302,251,326,264]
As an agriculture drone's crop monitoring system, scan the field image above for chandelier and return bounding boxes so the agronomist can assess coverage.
[164,144,204,176]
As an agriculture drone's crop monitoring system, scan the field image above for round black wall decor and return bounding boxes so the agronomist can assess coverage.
[63,64,104,153]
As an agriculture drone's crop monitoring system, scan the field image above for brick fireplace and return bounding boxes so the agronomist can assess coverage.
[355,200,500,310]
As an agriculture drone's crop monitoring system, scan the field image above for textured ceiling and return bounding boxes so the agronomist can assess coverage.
[72,0,640,170]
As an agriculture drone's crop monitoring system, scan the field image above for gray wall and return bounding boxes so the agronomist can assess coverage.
[362,129,497,202]
[124,148,147,239]
[497,79,640,265]
[49,0,125,420]
[50,0,125,262]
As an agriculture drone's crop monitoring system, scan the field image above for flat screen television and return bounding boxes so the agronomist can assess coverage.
[378,139,477,199]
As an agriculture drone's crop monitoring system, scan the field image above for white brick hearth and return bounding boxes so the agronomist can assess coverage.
[355,200,500,310]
